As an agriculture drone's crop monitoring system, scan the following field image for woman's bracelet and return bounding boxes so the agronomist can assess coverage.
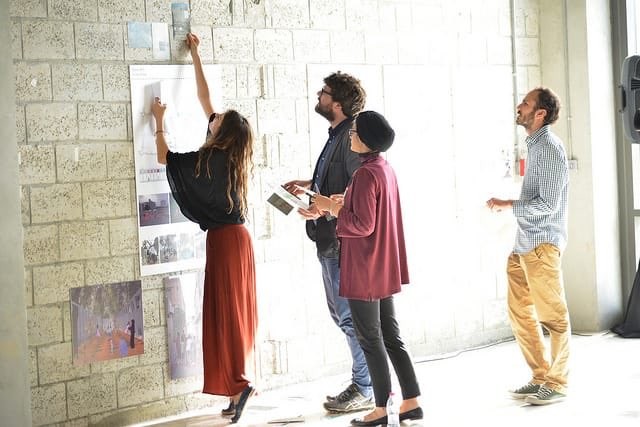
[155,130,167,136]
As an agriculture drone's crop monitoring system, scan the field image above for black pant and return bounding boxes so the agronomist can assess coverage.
[349,296,420,407]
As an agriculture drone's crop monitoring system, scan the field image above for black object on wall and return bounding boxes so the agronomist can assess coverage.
[612,257,640,337]
[619,55,640,143]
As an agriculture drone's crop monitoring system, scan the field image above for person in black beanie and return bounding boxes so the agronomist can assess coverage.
[283,73,374,413]
[313,111,423,426]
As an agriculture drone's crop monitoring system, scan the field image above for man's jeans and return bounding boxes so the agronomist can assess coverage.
[318,254,372,397]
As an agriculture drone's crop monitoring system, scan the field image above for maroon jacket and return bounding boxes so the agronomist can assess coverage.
[336,153,409,301]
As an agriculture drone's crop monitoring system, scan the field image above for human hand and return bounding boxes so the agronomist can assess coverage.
[283,179,311,196]
[297,204,322,220]
[151,97,167,123]
[329,194,344,205]
[186,33,200,57]
[486,198,513,212]
[311,194,333,214]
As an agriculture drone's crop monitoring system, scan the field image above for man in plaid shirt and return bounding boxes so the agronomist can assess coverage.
[487,87,570,406]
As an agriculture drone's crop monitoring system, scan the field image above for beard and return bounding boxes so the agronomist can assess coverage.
[315,102,335,122]
[515,111,533,129]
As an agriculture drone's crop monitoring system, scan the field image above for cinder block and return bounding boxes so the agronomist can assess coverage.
[16,104,25,144]
[397,32,429,65]
[15,62,51,102]
[48,0,98,21]
[59,221,110,261]
[11,22,22,59]
[103,65,131,102]
[22,21,75,60]
[365,32,398,64]
[52,64,103,101]
[31,183,83,224]
[87,348,139,374]
[139,326,166,365]
[145,0,171,23]
[411,3,446,33]
[191,0,232,26]
[515,37,539,66]
[292,30,330,63]
[257,99,296,135]
[25,267,33,307]
[109,217,138,255]
[309,0,346,30]
[23,224,59,265]
[19,144,56,185]
[26,103,77,142]
[27,305,62,346]
[117,365,164,407]
[79,103,128,141]
[330,31,365,64]
[29,348,37,387]
[10,0,47,18]
[346,0,380,31]
[38,342,91,385]
[267,0,309,28]
[379,3,397,31]
[142,288,161,328]
[395,3,413,31]
[76,23,124,61]
[213,28,254,63]
[33,262,84,305]
[255,29,293,63]
[82,180,131,220]
[31,383,67,426]
[62,301,72,342]
[98,0,144,23]
[273,64,307,98]
[56,143,107,183]
[67,374,117,418]
[21,185,30,225]
[106,142,134,179]
[85,256,135,285]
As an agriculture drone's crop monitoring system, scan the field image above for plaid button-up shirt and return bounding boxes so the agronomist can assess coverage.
[512,125,569,254]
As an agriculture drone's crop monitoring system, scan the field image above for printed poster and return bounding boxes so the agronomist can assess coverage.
[129,64,222,276]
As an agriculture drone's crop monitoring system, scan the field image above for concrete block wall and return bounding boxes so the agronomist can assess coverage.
[11,0,542,425]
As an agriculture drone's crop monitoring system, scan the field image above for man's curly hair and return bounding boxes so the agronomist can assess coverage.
[324,72,367,117]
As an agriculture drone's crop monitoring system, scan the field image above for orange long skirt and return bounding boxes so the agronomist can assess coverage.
[202,224,257,396]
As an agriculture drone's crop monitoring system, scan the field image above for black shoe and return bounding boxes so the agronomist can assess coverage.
[221,399,235,416]
[399,406,423,421]
[350,415,387,426]
[230,385,255,424]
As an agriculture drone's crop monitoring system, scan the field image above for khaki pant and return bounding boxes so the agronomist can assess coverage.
[507,243,571,393]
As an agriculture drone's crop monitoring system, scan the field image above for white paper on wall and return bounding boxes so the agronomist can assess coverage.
[129,64,223,276]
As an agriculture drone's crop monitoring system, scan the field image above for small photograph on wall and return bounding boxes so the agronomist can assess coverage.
[70,280,144,365]
[169,193,189,223]
[138,193,170,227]
[164,271,204,379]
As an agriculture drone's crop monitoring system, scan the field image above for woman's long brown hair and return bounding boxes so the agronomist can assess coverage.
[195,110,254,219]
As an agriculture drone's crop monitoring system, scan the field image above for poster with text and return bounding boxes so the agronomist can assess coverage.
[70,280,144,365]
[129,64,223,276]
[164,270,204,379]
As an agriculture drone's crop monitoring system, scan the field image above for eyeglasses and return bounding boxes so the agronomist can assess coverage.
[320,87,333,97]
[348,129,358,136]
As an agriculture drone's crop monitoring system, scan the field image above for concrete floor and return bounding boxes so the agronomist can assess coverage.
[133,332,640,427]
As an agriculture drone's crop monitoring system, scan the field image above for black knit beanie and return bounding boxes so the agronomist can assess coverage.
[355,111,395,152]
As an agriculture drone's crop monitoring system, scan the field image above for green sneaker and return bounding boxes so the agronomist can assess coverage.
[509,382,541,399]
[525,385,566,405]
